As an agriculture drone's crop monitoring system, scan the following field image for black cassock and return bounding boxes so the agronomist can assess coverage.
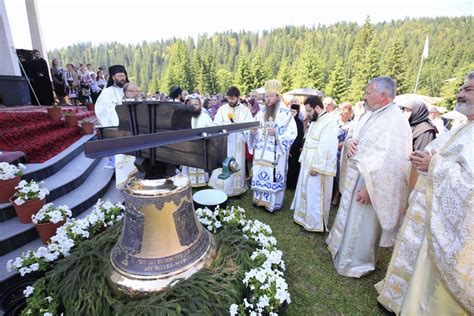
[28,58,54,105]
[286,116,304,190]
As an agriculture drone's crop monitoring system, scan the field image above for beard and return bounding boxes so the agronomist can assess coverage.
[264,98,279,122]
[114,79,126,88]
[229,101,238,107]
[455,102,472,117]
[191,107,201,118]
[265,104,278,122]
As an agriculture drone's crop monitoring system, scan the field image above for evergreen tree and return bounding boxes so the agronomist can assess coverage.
[201,54,219,94]
[276,59,293,93]
[347,37,380,102]
[216,68,234,93]
[440,64,474,110]
[250,53,271,91]
[49,17,472,98]
[383,39,407,94]
[347,16,374,78]
[324,59,348,103]
[160,40,193,92]
[236,54,253,95]
[292,49,324,90]
[192,49,205,94]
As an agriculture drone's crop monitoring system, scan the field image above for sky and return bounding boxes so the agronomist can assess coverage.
[4,0,473,50]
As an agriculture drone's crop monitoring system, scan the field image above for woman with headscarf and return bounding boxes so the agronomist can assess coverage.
[403,99,438,194]
[286,103,304,190]
[208,95,222,120]
[402,99,437,151]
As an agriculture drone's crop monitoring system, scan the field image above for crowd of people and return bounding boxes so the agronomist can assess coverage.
[93,64,472,315]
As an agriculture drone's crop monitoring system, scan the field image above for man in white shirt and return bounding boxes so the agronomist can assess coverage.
[95,65,129,169]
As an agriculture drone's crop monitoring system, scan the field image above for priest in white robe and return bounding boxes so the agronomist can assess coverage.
[95,65,128,128]
[249,79,297,212]
[326,76,412,278]
[182,95,215,187]
[396,72,474,315]
[291,96,338,232]
[95,65,135,187]
[208,87,253,196]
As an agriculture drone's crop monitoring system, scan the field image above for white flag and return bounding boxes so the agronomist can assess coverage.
[422,36,429,59]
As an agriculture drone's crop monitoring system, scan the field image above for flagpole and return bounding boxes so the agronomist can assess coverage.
[414,36,429,94]
[413,57,424,94]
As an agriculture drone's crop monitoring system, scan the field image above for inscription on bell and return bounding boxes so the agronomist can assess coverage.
[120,207,145,254]
[173,200,199,246]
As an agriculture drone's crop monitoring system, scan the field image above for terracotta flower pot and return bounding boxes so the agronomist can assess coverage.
[10,198,46,224]
[65,115,78,127]
[35,219,66,244]
[81,122,94,134]
[47,107,62,121]
[0,176,20,203]
[86,103,95,112]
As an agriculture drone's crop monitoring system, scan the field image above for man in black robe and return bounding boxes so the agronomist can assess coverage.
[29,49,54,105]
[287,103,304,189]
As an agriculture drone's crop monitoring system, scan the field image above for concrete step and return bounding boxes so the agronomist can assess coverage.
[0,151,99,223]
[0,178,122,284]
[0,158,114,256]
[22,134,96,182]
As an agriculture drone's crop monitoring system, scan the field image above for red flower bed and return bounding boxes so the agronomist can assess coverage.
[0,111,83,163]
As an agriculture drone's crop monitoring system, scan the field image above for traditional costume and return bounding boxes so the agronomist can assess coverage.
[95,65,134,187]
[250,80,297,212]
[291,111,338,231]
[326,103,412,277]
[208,102,253,196]
[377,121,473,315]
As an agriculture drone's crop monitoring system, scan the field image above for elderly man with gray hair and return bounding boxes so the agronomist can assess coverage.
[327,76,412,278]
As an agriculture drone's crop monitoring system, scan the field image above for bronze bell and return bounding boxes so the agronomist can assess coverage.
[108,174,216,296]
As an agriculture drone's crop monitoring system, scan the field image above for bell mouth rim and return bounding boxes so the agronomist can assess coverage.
[123,174,190,197]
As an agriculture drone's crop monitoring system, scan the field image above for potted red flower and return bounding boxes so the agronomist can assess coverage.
[47,104,62,121]
[64,111,78,127]
[0,162,25,203]
[31,203,71,243]
[86,103,95,112]
[10,180,49,223]
[80,119,95,134]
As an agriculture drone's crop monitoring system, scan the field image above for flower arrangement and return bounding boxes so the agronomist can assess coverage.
[13,180,49,205]
[0,162,25,180]
[7,199,125,276]
[10,203,288,316]
[32,203,72,224]
[79,119,94,134]
[196,206,291,316]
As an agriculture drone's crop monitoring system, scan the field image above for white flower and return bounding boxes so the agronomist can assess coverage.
[23,286,34,297]
[19,267,30,276]
[255,269,267,283]
[229,304,238,316]
[0,162,24,180]
[30,263,39,271]
[257,295,270,309]
[44,313,53,316]
[13,180,49,203]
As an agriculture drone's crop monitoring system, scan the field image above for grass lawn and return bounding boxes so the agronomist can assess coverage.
[224,189,392,316]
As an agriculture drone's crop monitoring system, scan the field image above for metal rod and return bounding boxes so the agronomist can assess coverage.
[84,121,259,159]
